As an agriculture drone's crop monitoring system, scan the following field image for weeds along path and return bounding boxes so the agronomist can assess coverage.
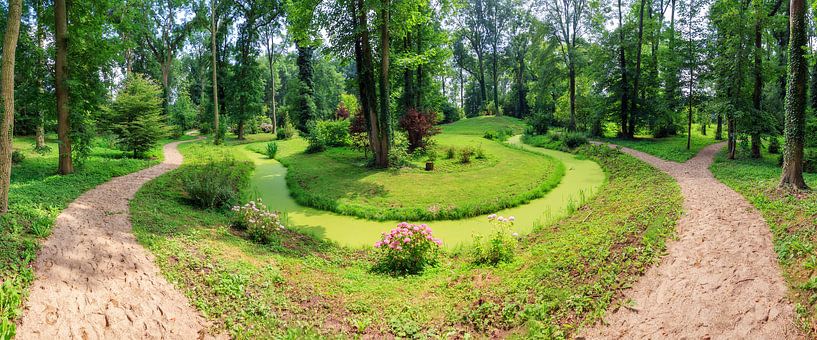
[16,140,219,339]
[243,135,605,247]
[581,142,802,339]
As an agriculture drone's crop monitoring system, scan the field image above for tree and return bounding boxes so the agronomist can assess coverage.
[0,0,23,214]
[55,0,73,175]
[139,0,197,113]
[779,0,809,190]
[111,74,169,157]
[542,0,588,131]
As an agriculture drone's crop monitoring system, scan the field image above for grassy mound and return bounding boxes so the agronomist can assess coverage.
[260,118,563,221]
[131,143,681,338]
[711,149,817,334]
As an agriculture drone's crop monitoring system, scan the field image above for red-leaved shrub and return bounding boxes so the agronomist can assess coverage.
[336,102,350,120]
[399,108,439,151]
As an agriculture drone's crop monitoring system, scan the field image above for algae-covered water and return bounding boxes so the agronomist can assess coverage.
[242,135,604,248]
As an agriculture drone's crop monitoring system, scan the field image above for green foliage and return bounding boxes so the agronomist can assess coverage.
[231,200,285,245]
[276,115,297,140]
[805,149,817,174]
[768,137,781,154]
[305,119,351,153]
[471,216,518,265]
[179,157,252,210]
[483,128,515,142]
[525,111,551,135]
[522,129,588,152]
[373,223,442,275]
[266,142,278,159]
[459,147,474,164]
[110,74,169,158]
[10,151,24,165]
[169,91,199,134]
[602,126,719,162]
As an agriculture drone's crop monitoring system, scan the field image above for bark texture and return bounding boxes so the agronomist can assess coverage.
[0,0,23,213]
[779,0,808,190]
[56,0,73,175]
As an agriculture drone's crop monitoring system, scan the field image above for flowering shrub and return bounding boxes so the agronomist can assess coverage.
[398,108,439,152]
[231,199,285,244]
[373,222,442,274]
[471,214,518,265]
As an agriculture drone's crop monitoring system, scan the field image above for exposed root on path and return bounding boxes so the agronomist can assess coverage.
[17,140,222,339]
[581,142,802,339]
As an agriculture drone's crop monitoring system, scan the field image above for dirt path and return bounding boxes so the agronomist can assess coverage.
[17,140,217,339]
[580,142,801,339]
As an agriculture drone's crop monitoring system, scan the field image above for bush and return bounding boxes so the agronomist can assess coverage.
[525,111,550,135]
[446,147,456,159]
[11,150,25,165]
[441,103,463,123]
[475,146,487,159]
[335,102,351,120]
[652,123,679,138]
[266,142,278,159]
[179,157,252,209]
[459,147,475,164]
[307,119,351,153]
[110,73,169,158]
[483,128,515,141]
[768,137,781,154]
[389,131,411,167]
[231,199,285,244]
[276,115,296,140]
[562,131,589,148]
[399,108,439,152]
[373,222,442,275]
[471,214,518,265]
[260,122,275,133]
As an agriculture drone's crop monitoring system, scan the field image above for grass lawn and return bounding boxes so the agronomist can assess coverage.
[257,117,564,221]
[710,149,817,334]
[0,136,163,336]
[602,124,720,162]
[131,141,682,338]
[440,115,526,136]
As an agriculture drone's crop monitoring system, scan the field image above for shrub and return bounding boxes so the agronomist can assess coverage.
[768,137,781,154]
[266,142,278,159]
[373,222,442,275]
[426,149,438,162]
[471,214,518,265]
[525,111,550,135]
[335,102,351,120]
[446,147,456,159]
[441,103,462,123]
[399,108,439,152]
[11,150,25,165]
[260,122,275,133]
[110,73,169,158]
[231,199,285,244]
[33,144,51,155]
[475,146,487,159]
[562,131,589,149]
[459,147,475,164]
[483,128,515,141]
[307,119,351,153]
[179,157,252,209]
[276,114,296,140]
[389,131,411,167]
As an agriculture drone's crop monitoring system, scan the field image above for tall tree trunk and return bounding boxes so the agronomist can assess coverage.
[491,43,499,115]
[751,12,763,158]
[568,59,576,131]
[266,28,277,134]
[211,0,221,144]
[377,0,391,167]
[716,113,723,140]
[0,0,23,214]
[354,0,387,168]
[629,0,647,138]
[477,50,487,107]
[459,66,464,109]
[34,0,46,149]
[618,0,630,137]
[55,0,73,175]
[779,0,809,190]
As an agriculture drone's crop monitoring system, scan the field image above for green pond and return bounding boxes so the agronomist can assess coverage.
[240,135,605,248]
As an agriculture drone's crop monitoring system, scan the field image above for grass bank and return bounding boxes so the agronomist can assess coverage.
[131,142,682,338]
[602,124,720,162]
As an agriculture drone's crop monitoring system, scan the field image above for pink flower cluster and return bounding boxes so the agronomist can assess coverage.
[232,199,284,231]
[487,214,515,223]
[374,222,442,249]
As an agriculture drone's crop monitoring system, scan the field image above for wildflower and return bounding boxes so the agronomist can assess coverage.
[508,216,515,222]
[512,232,519,237]
[404,237,411,243]
[488,214,497,220]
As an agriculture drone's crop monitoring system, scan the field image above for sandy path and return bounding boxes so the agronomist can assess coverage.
[580,142,802,339]
[17,140,217,339]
